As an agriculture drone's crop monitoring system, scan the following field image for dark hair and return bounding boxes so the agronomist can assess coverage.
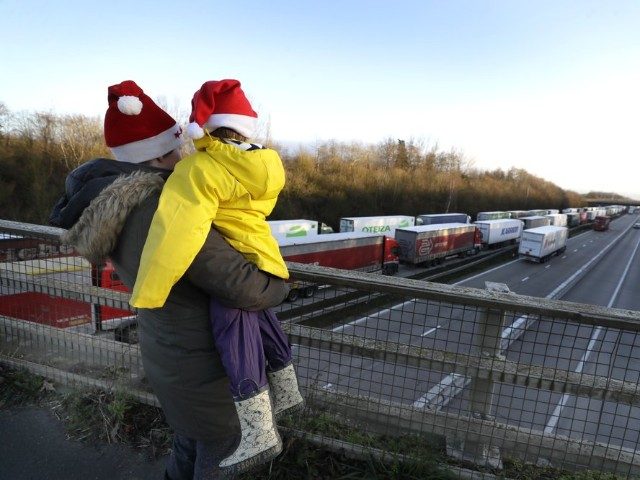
[211,127,247,142]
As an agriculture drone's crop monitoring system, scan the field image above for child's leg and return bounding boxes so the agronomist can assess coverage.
[257,308,292,372]
[259,308,304,417]
[209,298,268,399]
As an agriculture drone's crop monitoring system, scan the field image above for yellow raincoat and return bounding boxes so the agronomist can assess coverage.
[130,137,289,308]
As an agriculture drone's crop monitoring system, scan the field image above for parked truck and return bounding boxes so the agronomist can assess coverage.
[579,211,588,224]
[416,213,470,225]
[545,213,568,227]
[566,212,580,227]
[0,233,75,262]
[476,211,510,221]
[339,215,415,235]
[508,210,529,219]
[474,219,523,247]
[593,216,611,231]
[521,216,550,230]
[526,209,548,217]
[394,223,481,266]
[268,219,333,243]
[279,232,400,301]
[518,226,568,263]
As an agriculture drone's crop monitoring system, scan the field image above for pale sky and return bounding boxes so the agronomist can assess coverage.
[1,0,639,198]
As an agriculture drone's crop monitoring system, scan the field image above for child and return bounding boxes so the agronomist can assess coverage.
[131,80,303,474]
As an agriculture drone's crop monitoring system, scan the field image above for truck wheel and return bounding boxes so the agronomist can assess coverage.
[286,289,300,302]
[382,264,398,275]
[303,286,317,298]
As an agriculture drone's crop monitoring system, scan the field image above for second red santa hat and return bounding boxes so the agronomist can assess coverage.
[186,79,258,140]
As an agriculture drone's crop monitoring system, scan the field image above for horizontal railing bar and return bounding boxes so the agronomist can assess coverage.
[0,356,159,407]
[0,273,132,311]
[286,263,640,331]
[0,219,66,241]
[1,315,141,363]
[307,388,640,476]
[286,324,640,406]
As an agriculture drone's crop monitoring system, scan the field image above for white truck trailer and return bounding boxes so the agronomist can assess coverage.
[521,216,550,230]
[508,210,529,219]
[268,219,320,243]
[339,215,415,235]
[545,213,568,227]
[518,225,568,263]
[416,213,470,225]
[474,219,523,246]
[566,212,580,227]
[476,211,510,221]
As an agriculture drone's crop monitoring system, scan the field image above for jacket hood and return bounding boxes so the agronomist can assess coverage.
[194,137,285,201]
[50,158,169,229]
[62,171,164,264]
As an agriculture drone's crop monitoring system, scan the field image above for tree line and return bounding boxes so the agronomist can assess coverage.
[0,104,602,228]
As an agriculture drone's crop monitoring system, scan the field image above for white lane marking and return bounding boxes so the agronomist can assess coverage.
[454,258,522,286]
[544,326,603,434]
[544,233,640,434]
[562,256,567,259]
[501,315,535,351]
[332,294,421,333]
[421,325,442,337]
[413,373,470,409]
[582,244,587,247]
[573,249,578,252]
[545,265,551,269]
[521,276,529,282]
[332,315,371,333]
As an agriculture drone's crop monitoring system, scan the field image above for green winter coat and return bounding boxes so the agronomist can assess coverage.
[63,170,288,440]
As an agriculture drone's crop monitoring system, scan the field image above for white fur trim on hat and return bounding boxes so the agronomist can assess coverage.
[109,124,182,163]
[204,113,257,139]
[186,122,205,139]
[117,96,143,115]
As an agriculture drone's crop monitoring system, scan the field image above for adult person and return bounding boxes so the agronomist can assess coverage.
[50,80,289,479]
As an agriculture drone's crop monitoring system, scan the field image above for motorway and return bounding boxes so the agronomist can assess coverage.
[292,212,640,459]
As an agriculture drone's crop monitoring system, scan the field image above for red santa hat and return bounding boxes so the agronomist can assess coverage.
[186,79,258,140]
[104,80,182,163]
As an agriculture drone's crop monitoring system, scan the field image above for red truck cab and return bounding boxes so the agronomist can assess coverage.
[593,216,610,231]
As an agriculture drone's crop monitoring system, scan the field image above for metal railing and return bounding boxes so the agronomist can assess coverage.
[2,219,640,478]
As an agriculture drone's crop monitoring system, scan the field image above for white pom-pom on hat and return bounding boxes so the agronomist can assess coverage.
[186,122,205,139]
[117,96,143,115]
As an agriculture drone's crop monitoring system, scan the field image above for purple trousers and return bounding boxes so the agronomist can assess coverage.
[210,298,292,399]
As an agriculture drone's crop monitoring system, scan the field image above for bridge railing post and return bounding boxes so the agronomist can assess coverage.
[447,282,509,469]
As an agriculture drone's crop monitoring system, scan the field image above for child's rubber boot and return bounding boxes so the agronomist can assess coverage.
[218,389,282,475]
[268,364,305,418]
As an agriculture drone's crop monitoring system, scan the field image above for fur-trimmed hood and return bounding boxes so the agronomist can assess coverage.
[62,171,164,264]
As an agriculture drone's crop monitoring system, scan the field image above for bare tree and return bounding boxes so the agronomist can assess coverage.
[57,114,107,169]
